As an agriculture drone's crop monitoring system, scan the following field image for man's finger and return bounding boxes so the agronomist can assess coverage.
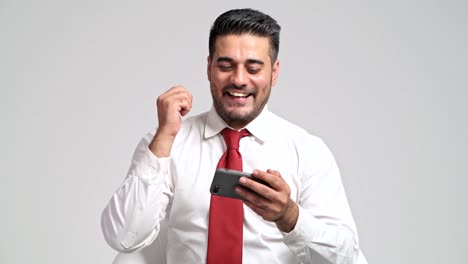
[267,169,281,177]
[235,186,271,207]
[238,176,275,200]
[253,169,282,190]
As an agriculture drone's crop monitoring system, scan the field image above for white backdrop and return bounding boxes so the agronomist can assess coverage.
[1,0,467,263]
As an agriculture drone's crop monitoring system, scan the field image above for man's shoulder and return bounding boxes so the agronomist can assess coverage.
[268,111,321,142]
[181,110,209,128]
[268,111,334,163]
[173,110,211,140]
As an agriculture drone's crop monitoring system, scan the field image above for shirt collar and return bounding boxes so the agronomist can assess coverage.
[204,105,273,143]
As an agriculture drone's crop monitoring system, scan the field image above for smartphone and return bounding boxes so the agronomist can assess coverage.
[210,168,270,200]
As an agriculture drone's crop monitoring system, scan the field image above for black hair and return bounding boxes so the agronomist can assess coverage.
[208,8,281,62]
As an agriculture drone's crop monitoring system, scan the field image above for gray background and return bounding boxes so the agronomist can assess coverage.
[1,0,467,263]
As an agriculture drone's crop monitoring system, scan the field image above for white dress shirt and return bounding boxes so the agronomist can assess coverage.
[102,106,363,264]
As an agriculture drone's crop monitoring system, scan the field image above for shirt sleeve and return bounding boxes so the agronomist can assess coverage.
[283,137,360,264]
[101,131,174,253]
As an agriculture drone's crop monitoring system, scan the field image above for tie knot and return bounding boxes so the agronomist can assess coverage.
[222,128,250,150]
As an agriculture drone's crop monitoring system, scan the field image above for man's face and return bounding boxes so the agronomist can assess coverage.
[207,34,279,129]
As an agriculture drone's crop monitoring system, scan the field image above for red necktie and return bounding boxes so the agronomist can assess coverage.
[207,128,250,264]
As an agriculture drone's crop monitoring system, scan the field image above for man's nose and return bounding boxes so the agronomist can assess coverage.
[230,67,246,87]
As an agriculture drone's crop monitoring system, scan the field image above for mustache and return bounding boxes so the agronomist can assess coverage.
[222,84,254,94]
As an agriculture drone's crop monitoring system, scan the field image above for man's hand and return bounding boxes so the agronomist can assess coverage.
[235,169,299,233]
[149,86,192,157]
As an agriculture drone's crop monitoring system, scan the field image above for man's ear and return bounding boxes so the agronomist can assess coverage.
[271,59,280,86]
[207,56,212,82]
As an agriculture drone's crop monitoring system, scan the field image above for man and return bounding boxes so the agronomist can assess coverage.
[102,8,367,264]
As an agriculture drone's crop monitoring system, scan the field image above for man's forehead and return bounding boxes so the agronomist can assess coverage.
[213,34,271,62]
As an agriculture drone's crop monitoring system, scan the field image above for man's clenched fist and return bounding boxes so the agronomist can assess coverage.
[149,86,192,157]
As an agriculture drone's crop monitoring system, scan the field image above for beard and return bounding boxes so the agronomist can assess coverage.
[211,83,271,127]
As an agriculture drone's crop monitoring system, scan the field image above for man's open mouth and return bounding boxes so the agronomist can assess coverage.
[225,91,252,98]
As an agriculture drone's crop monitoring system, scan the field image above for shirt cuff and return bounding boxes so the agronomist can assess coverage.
[282,205,336,253]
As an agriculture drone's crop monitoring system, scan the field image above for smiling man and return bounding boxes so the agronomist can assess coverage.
[102,8,367,264]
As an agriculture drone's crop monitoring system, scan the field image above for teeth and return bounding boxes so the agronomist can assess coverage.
[229,92,248,97]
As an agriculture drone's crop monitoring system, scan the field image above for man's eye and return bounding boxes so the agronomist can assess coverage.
[247,68,261,74]
[218,65,232,71]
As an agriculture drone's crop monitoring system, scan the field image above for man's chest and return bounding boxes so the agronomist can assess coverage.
[167,138,301,227]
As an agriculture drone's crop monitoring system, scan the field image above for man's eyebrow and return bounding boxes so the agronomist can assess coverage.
[216,57,264,65]
[245,59,264,65]
[216,57,234,63]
